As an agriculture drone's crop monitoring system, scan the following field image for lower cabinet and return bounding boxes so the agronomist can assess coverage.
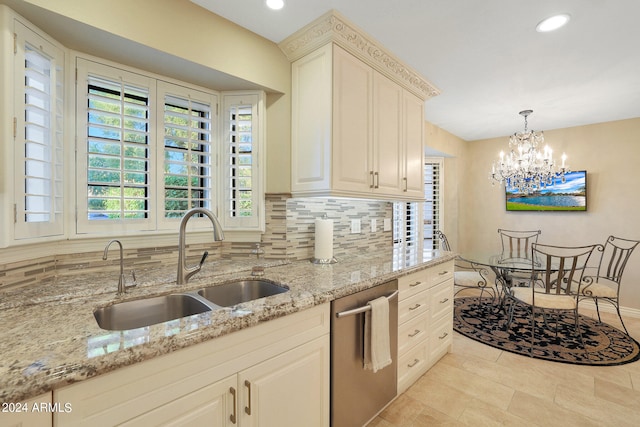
[397,261,454,393]
[237,336,328,427]
[53,304,330,427]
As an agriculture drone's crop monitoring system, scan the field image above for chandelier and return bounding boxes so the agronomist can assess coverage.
[490,110,568,194]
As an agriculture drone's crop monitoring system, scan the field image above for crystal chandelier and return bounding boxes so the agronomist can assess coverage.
[490,110,569,194]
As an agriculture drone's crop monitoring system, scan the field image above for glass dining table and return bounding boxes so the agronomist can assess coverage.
[457,252,549,307]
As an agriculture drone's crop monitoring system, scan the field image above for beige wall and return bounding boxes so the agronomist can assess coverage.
[424,121,469,250]
[464,118,640,309]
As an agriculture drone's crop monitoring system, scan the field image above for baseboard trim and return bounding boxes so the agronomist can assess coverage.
[579,300,640,319]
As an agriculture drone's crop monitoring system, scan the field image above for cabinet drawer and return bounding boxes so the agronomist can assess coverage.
[398,290,429,324]
[397,340,429,394]
[398,270,429,298]
[398,311,428,355]
[429,314,453,367]
[429,260,454,287]
[430,279,454,320]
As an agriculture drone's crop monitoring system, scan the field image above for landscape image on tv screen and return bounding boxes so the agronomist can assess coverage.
[505,170,587,211]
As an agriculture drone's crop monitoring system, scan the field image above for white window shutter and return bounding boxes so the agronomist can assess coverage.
[221,92,264,231]
[14,22,64,240]
[158,82,216,229]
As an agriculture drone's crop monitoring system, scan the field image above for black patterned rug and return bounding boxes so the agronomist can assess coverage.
[454,296,640,366]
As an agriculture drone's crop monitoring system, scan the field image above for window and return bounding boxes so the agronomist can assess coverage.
[222,93,264,231]
[76,59,155,233]
[158,82,216,228]
[13,21,64,240]
[393,201,420,258]
[86,76,150,220]
[76,59,264,236]
[5,11,265,246]
[423,158,443,249]
[394,157,444,258]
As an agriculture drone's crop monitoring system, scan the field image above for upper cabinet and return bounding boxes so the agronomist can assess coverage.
[280,10,440,201]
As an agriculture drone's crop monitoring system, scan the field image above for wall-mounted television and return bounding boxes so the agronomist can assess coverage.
[505,170,587,211]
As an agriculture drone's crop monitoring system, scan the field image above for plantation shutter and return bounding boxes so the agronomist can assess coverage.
[393,202,420,266]
[424,158,443,250]
[161,91,214,220]
[85,76,150,221]
[76,58,155,233]
[14,22,64,239]
[222,93,262,230]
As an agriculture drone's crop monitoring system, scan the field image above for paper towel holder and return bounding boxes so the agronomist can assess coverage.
[312,214,338,264]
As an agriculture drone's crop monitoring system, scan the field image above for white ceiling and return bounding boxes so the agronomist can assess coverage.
[192,0,640,141]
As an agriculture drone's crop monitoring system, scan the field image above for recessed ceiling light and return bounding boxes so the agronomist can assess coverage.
[266,0,284,10]
[536,14,571,32]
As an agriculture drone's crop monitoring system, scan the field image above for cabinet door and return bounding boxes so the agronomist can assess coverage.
[291,44,333,193]
[372,72,403,195]
[121,375,237,427]
[403,90,425,198]
[332,45,373,195]
[238,335,330,427]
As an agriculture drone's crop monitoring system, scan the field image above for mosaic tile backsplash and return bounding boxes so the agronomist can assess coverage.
[0,195,393,290]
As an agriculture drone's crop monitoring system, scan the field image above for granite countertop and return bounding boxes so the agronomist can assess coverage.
[0,249,455,403]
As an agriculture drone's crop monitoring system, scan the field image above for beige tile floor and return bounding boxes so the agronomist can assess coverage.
[369,307,640,427]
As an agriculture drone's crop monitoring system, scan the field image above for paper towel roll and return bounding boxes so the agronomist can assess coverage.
[314,218,334,260]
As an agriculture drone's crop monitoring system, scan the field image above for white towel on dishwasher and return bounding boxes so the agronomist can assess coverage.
[364,296,392,372]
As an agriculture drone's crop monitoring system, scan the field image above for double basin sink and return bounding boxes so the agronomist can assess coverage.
[94,280,289,331]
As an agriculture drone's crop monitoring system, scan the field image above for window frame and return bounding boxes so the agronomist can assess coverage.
[156,81,218,231]
[75,58,156,235]
[13,20,65,241]
[394,156,445,256]
[423,157,444,250]
[3,11,266,248]
[221,92,265,232]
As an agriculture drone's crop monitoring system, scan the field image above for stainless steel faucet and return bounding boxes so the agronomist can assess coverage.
[177,207,225,285]
[103,239,127,295]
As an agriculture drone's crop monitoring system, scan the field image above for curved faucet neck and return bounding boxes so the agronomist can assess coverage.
[177,208,224,285]
[103,239,126,294]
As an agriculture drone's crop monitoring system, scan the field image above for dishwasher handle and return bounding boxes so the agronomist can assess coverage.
[335,290,399,318]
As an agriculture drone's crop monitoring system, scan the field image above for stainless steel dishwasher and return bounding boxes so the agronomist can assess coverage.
[331,280,398,427]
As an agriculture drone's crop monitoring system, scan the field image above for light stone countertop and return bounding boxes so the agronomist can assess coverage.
[0,249,455,403]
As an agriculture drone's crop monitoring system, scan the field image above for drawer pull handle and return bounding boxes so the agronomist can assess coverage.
[439,332,449,340]
[230,387,237,424]
[439,298,449,304]
[439,270,449,275]
[244,380,252,415]
[407,358,419,368]
[408,329,421,338]
[409,281,422,287]
[409,304,421,311]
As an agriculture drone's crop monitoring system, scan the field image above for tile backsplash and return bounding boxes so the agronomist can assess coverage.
[0,194,393,290]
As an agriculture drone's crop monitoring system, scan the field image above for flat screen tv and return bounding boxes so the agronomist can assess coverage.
[505,170,587,211]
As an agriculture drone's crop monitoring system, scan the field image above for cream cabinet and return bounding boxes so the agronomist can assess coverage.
[0,392,53,427]
[397,261,454,393]
[237,336,328,427]
[291,43,424,201]
[53,304,330,427]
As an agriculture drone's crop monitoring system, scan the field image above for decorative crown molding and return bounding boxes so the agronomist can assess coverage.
[278,10,440,100]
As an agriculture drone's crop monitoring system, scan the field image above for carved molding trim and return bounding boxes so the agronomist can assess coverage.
[278,10,440,100]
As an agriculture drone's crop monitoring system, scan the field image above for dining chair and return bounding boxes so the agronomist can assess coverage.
[506,242,600,356]
[435,230,494,301]
[579,235,640,335]
[497,228,542,287]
